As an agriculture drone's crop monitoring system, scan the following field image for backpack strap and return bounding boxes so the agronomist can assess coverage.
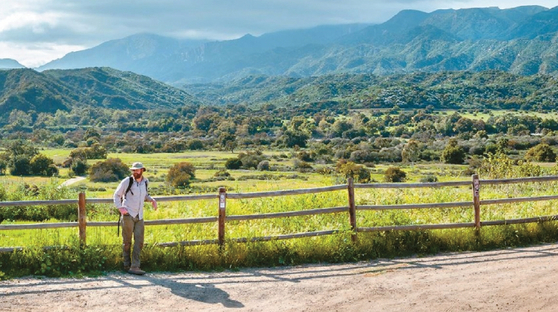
[124,176,134,198]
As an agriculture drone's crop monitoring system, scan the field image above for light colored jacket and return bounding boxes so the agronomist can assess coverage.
[113,176,153,220]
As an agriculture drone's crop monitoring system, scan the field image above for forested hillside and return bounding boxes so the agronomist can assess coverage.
[0,67,199,116]
[182,71,558,111]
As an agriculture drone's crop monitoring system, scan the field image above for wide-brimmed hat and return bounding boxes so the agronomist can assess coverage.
[130,162,146,171]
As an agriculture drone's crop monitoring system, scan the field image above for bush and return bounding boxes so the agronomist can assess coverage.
[70,158,89,176]
[89,158,129,182]
[420,175,438,183]
[10,155,31,176]
[30,154,58,177]
[335,160,370,183]
[0,159,6,175]
[187,139,204,150]
[524,143,556,162]
[225,158,242,170]
[166,162,196,188]
[214,170,231,177]
[293,159,313,172]
[257,160,270,171]
[384,166,407,182]
[239,154,266,169]
[441,139,466,164]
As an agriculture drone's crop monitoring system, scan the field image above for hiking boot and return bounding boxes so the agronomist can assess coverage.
[128,267,146,275]
[123,265,130,272]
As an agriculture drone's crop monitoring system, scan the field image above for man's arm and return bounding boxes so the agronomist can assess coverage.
[144,178,157,211]
[113,179,127,208]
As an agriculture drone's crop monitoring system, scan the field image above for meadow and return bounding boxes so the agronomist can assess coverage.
[2,149,558,280]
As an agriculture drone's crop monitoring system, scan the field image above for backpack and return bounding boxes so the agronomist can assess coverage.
[124,176,149,198]
[117,176,149,236]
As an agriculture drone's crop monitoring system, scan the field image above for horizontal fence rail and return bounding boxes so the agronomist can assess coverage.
[2,175,558,253]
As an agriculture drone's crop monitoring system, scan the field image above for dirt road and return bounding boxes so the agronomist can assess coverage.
[2,243,558,311]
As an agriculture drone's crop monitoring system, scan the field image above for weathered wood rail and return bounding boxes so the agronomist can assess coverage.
[1,174,558,253]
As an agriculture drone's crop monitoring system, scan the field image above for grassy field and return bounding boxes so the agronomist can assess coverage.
[2,149,558,279]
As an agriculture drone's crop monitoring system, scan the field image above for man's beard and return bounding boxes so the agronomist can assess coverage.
[133,172,143,179]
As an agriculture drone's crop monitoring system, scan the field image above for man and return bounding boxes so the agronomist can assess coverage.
[113,162,157,275]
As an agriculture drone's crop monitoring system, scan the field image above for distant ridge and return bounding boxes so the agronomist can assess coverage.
[34,5,558,84]
[0,58,25,69]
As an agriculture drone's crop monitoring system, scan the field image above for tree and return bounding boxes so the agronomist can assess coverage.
[166,162,196,187]
[10,155,31,176]
[225,158,243,170]
[70,158,89,176]
[187,139,204,150]
[219,133,237,153]
[89,158,129,182]
[84,128,101,142]
[0,159,6,175]
[30,154,58,177]
[441,139,466,164]
[401,140,420,165]
[280,130,309,148]
[524,143,556,162]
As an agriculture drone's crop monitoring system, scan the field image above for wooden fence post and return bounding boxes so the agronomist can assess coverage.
[218,187,227,248]
[347,178,357,242]
[472,174,481,231]
[78,192,87,246]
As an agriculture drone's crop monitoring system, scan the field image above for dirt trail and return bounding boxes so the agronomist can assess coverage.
[59,176,86,187]
[2,243,558,311]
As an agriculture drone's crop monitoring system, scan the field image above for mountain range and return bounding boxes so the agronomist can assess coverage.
[33,5,558,85]
[0,67,198,116]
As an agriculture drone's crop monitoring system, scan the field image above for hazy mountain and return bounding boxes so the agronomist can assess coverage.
[36,6,558,84]
[0,58,25,69]
[0,67,198,115]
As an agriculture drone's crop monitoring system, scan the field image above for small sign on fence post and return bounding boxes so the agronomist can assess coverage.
[218,187,227,248]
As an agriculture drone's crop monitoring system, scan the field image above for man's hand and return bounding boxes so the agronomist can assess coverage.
[118,207,128,215]
[152,200,158,211]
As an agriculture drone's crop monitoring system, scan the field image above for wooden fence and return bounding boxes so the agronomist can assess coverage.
[2,174,558,253]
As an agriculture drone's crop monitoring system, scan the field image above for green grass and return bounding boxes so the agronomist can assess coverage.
[3,151,558,280]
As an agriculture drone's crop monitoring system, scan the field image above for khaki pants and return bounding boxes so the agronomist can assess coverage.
[122,215,144,268]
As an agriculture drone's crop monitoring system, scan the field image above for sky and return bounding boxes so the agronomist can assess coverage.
[0,1,556,68]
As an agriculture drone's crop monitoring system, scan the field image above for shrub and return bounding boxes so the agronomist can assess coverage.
[335,160,370,183]
[384,166,407,182]
[89,158,129,182]
[10,155,31,176]
[70,158,89,176]
[225,158,242,170]
[293,159,313,172]
[30,154,58,177]
[441,139,466,164]
[420,175,438,183]
[316,167,335,175]
[257,160,270,171]
[0,159,7,175]
[214,170,231,177]
[296,151,315,162]
[187,139,204,150]
[166,162,196,188]
[524,143,556,162]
